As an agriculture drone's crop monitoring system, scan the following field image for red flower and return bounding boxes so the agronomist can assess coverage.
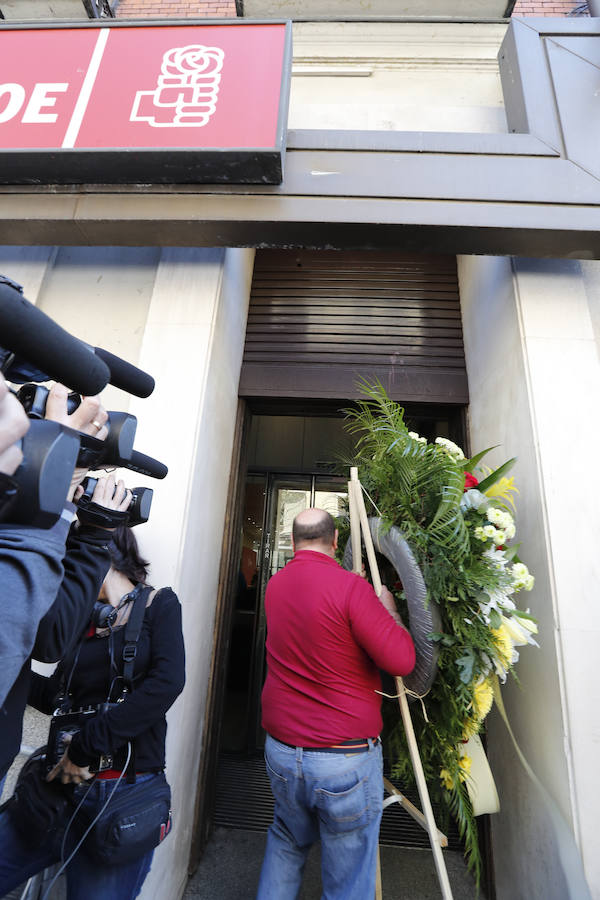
[464,472,479,492]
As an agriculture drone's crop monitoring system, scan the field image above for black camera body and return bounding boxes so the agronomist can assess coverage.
[17,383,138,471]
[0,420,80,528]
[79,476,153,528]
[46,704,119,775]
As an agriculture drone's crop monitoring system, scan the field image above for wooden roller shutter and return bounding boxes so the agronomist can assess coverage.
[239,250,468,404]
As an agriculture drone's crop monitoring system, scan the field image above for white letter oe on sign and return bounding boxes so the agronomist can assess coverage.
[0,83,69,124]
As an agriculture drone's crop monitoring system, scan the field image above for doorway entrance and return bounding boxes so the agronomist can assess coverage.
[210,404,467,850]
[221,472,348,757]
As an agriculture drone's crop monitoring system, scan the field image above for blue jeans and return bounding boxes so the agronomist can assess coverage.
[257,735,383,900]
[0,773,156,900]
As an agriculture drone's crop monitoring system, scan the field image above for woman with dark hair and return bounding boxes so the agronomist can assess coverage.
[0,483,185,900]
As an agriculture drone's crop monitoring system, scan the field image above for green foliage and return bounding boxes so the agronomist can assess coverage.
[342,380,537,886]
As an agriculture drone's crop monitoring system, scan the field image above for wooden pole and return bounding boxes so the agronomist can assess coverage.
[383,778,448,847]
[350,470,454,900]
[349,470,383,900]
[348,470,362,576]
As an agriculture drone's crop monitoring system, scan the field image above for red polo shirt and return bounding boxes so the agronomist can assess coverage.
[261,549,416,747]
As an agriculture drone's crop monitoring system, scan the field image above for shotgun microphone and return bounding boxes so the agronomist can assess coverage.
[89,346,155,399]
[122,450,168,480]
[0,281,110,396]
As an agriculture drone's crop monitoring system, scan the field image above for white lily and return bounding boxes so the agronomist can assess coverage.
[501,614,538,648]
[512,611,539,644]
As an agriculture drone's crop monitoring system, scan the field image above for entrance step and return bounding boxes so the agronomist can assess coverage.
[214,752,463,850]
[185,826,480,900]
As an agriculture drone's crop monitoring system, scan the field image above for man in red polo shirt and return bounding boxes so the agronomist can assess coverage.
[256,507,416,900]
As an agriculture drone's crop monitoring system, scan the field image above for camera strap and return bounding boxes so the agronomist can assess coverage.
[121,584,152,691]
[119,583,152,784]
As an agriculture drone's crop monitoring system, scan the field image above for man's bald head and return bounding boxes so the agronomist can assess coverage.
[292,508,337,555]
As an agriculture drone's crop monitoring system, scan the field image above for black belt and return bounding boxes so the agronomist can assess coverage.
[274,737,380,754]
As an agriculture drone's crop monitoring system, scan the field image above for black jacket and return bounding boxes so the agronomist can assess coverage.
[0,523,112,780]
[31,587,185,774]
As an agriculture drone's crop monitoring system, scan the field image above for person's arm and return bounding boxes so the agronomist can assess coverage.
[348,578,416,677]
[66,589,186,769]
[0,384,109,707]
[0,371,29,476]
[0,512,73,709]
[33,474,131,663]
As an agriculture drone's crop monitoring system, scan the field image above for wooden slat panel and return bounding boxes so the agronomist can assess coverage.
[240,250,467,404]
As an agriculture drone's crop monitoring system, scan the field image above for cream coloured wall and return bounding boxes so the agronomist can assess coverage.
[289,22,508,133]
[458,255,600,899]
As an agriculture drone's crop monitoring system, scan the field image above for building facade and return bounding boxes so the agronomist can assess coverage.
[0,2,598,899]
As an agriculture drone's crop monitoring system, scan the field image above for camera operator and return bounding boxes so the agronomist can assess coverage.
[0,473,131,786]
[0,382,108,711]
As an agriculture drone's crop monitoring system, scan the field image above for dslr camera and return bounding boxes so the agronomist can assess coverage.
[46,704,119,775]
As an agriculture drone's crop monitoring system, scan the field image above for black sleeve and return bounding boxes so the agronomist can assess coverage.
[28,669,64,716]
[68,588,186,767]
[32,524,112,664]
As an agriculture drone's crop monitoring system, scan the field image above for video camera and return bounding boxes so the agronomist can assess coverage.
[0,274,167,528]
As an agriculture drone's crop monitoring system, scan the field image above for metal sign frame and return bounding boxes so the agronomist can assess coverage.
[0,19,293,185]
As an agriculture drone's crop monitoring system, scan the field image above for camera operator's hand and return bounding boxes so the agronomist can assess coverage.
[46,734,92,785]
[44,383,109,439]
[45,383,109,502]
[0,372,30,476]
[74,472,132,527]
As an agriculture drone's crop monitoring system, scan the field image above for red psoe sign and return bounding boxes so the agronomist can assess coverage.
[0,21,292,184]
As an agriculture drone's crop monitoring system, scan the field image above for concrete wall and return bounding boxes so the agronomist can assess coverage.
[458,255,600,899]
[0,245,254,900]
[289,22,508,133]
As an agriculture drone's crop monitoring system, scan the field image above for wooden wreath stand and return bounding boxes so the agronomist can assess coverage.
[348,468,454,900]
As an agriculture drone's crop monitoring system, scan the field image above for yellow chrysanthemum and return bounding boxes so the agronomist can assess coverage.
[440,768,454,791]
[463,678,495,738]
[472,678,494,721]
[491,624,513,669]
[458,755,472,782]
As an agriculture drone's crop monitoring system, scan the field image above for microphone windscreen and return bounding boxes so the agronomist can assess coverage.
[93,347,155,399]
[125,450,168,480]
[0,284,110,396]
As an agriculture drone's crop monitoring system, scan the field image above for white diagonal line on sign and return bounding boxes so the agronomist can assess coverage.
[62,28,110,149]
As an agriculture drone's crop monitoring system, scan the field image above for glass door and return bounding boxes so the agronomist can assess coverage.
[247,473,347,751]
[248,476,312,750]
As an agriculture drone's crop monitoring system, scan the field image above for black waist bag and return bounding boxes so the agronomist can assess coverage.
[80,772,172,865]
[4,746,71,846]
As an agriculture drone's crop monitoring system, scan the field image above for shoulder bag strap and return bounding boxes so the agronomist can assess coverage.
[121,584,153,690]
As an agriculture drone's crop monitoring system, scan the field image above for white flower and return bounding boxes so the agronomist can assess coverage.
[505,523,516,540]
[493,530,506,546]
[408,431,427,444]
[483,525,496,539]
[474,526,488,542]
[483,548,508,570]
[513,610,539,640]
[435,437,465,460]
[511,562,534,592]
[486,507,505,526]
[460,489,488,512]
[501,615,530,647]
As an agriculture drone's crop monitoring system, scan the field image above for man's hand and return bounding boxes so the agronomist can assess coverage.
[45,384,109,502]
[46,735,93,786]
[379,586,406,629]
[0,372,29,476]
